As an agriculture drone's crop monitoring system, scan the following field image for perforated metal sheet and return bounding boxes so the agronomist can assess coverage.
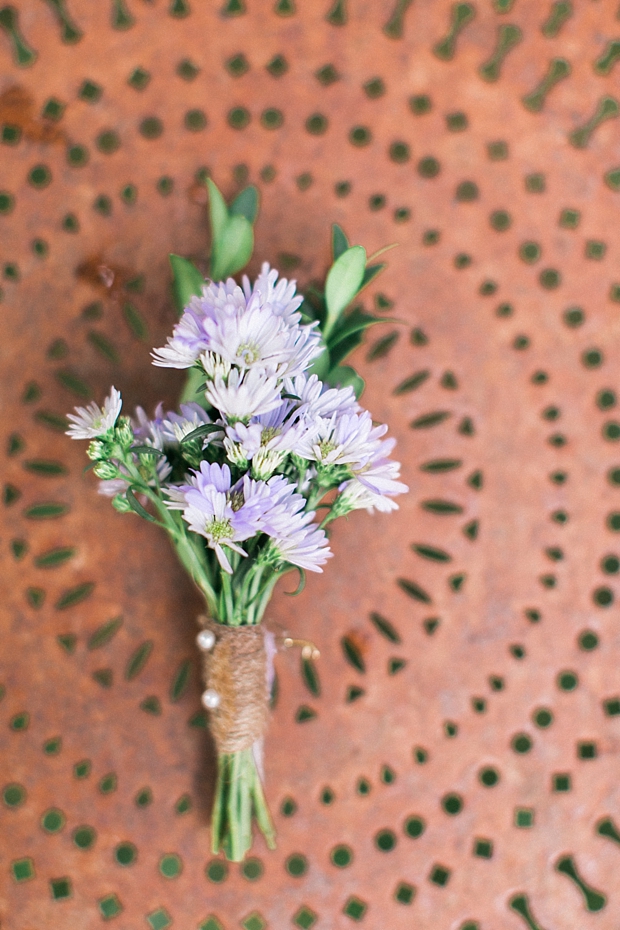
[2,2,620,928]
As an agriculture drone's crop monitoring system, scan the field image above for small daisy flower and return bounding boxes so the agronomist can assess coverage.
[267,516,332,573]
[337,440,408,514]
[166,462,266,572]
[66,387,122,439]
[285,373,359,420]
[296,410,387,467]
[161,402,220,444]
[242,262,304,326]
[206,367,283,423]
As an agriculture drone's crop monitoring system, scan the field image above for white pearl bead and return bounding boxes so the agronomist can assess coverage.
[196,629,216,651]
[201,689,220,710]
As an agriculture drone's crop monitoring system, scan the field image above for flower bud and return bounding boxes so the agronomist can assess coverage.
[114,417,134,447]
[87,440,107,461]
[93,461,119,480]
[251,448,284,481]
[111,493,132,513]
[223,438,248,470]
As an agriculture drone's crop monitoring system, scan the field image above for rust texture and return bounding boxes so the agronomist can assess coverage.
[2,2,620,928]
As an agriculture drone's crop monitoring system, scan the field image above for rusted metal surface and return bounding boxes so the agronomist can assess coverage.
[2,2,620,927]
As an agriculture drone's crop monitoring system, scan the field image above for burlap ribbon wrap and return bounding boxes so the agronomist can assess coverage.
[200,616,269,754]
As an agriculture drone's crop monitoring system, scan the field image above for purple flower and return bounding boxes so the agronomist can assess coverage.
[242,262,304,326]
[245,475,332,572]
[337,438,408,513]
[152,269,321,378]
[285,373,359,421]
[167,462,265,572]
[151,279,244,369]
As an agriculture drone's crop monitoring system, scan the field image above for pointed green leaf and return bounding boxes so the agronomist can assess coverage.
[359,262,386,290]
[129,445,166,456]
[325,365,365,398]
[179,423,221,444]
[179,367,208,404]
[169,255,204,315]
[308,345,330,379]
[332,223,349,261]
[126,487,156,523]
[211,214,254,280]
[328,331,364,368]
[206,178,229,244]
[328,308,395,350]
[324,246,366,339]
[230,185,259,223]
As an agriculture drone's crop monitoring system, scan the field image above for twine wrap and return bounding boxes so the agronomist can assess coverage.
[200,616,269,754]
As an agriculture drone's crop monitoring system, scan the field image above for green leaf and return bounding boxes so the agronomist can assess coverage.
[206,178,229,245]
[180,423,221,444]
[129,445,166,456]
[324,245,366,339]
[328,307,395,350]
[230,185,259,223]
[211,214,254,280]
[328,331,364,368]
[179,368,208,404]
[126,487,156,523]
[325,365,365,398]
[332,223,349,261]
[359,262,386,290]
[169,254,204,315]
[308,345,330,379]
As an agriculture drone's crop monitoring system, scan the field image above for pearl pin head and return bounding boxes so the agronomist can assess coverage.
[196,629,216,651]
[201,688,220,710]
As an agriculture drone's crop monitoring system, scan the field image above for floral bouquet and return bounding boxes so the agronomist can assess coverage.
[67,181,407,861]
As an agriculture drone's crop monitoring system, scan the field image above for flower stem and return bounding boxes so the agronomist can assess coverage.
[212,748,274,860]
